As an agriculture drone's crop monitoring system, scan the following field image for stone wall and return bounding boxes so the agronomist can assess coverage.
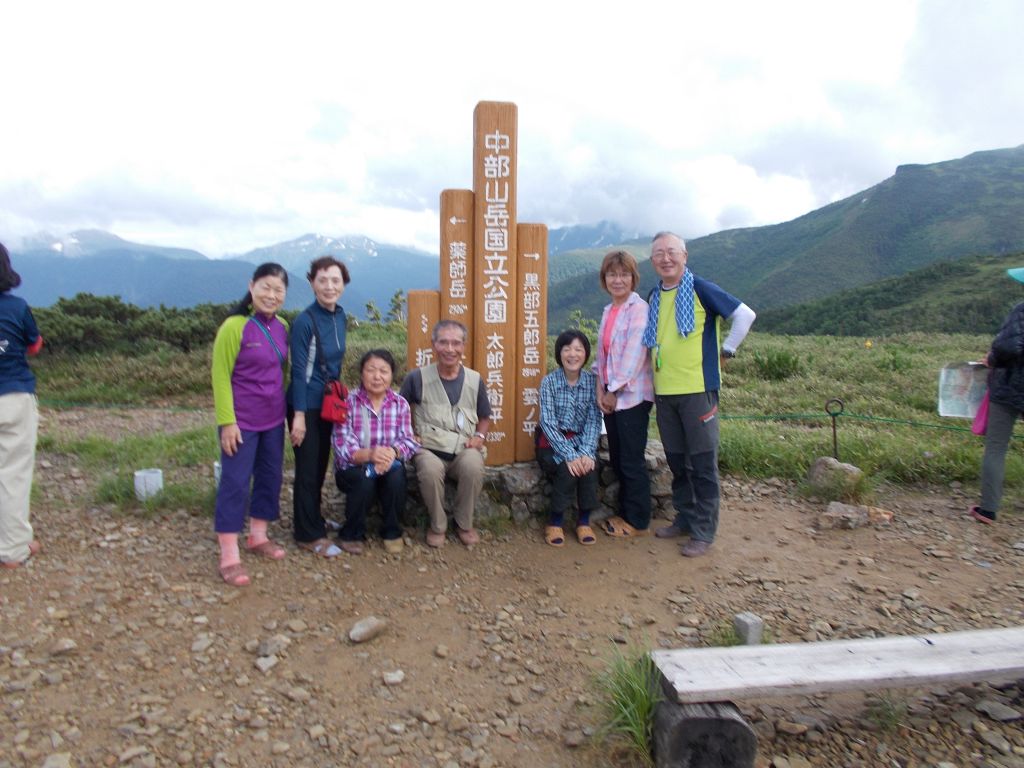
[403,438,676,526]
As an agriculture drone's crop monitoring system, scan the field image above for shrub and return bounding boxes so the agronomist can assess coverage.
[751,348,803,381]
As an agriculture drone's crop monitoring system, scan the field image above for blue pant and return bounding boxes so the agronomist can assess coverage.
[604,400,653,530]
[214,424,285,533]
[335,462,406,542]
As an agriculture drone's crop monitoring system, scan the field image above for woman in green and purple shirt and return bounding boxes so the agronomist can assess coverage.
[211,262,290,586]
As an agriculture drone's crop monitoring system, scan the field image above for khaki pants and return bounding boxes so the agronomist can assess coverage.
[413,448,484,533]
[0,393,38,564]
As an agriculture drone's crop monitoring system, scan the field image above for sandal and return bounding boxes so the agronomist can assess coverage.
[219,562,250,587]
[576,525,597,546]
[339,540,364,555]
[600,516,647,538]
[298,538,342,558]
[246,539,286,560]
[545,525,565,547]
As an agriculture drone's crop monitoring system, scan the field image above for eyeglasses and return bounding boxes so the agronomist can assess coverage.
[652,249,685,260]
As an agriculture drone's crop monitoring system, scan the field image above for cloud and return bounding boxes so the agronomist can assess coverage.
[2,1,1022,258]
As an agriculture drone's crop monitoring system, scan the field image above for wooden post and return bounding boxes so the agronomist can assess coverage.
[472,101,517,466]
[440,189,475,368]
[515,223,547,462]
[406,290,440,370]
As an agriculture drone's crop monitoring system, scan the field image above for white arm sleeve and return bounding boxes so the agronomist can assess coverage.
[722,303,756,353]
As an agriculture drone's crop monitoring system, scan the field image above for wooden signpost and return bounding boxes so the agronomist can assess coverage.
[408,100,547,466]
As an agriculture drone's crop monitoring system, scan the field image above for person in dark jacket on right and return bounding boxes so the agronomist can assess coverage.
[973,266,1024,525]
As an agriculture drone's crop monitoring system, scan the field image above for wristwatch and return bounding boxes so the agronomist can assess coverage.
[474,431,486,440]
[721,349,736,359]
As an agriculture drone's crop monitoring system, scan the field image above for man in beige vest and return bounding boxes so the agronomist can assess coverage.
[399,320,491,547]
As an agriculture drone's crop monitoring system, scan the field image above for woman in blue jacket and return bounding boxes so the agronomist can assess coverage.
[0,243,44,568]
[288,256,350,557]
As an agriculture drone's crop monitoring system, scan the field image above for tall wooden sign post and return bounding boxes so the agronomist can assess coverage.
[410,100,547,466]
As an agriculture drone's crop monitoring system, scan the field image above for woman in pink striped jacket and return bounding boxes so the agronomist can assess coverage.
[594,250,656,538]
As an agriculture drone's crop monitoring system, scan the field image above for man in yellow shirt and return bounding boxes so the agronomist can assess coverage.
[643,232,756,556]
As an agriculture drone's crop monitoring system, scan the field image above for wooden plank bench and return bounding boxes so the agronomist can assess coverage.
[648,626,1024,768]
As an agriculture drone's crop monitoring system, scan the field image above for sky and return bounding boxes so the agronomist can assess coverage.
[2,0,1022,257]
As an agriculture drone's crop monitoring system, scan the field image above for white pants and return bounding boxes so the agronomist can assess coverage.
[0,393,38,564]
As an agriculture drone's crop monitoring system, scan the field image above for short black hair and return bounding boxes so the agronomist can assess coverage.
[554,329,591,368]
[360,348,396,375]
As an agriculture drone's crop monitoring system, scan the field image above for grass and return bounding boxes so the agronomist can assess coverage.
[716,331,1024,492]
[593,644,662,767]
[863,691,910,732]
[30,327,1024,504]
[44,426,221,514]
[704,621,743,648]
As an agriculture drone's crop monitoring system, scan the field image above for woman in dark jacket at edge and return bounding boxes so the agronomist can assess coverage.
[973,266,1024,525]
[288,256,350,557]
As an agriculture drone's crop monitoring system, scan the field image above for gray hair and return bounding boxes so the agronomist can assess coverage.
[432,319,468,343]
[651,231,687,251]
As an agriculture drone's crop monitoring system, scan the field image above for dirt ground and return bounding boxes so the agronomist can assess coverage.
[2,407,1023,768]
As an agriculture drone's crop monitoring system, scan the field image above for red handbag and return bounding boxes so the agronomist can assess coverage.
[321,381,350,424]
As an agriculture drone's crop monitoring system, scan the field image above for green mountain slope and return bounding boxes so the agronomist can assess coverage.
[548,145,1024,328]
[756,251,1024,336]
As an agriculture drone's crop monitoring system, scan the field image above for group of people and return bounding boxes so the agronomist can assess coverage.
[210,256,491,585]
[2,231,1018,577]
[535,233,756,558]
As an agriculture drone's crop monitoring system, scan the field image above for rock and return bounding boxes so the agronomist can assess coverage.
[563,729,585,747]
[285,619,307,633]
[285,687,311,702]
[434,644,449,659]
[817,502,869,530]
[382,670,405,686]
[733,612,764,645]
[349,616,388,644]
[191,634,214,653]
[976,699,1022,722]
[775,720,809,735]
[42,755,73,768]
[254,655,278,673]
[979,729,1012,754]
[418,708,442,725]
[257,634,290,656]
[50,638,78,656]
[806,457,863,497]
[866,506,894,525]
[271,741,290,754]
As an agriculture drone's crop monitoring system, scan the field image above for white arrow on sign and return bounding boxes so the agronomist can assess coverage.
[449,216,467,225]
[524,252,540,260]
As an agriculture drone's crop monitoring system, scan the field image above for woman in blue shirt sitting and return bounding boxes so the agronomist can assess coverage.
[537,330,602,547]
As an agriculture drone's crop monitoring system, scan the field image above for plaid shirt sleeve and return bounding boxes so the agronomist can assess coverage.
[333,390,364,469]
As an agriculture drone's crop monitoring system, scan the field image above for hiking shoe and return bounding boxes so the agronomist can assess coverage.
[969,505,996,525]
[680,539,712,558]
[383,537,404,554]
[655,524,688,539]
[426,529,446,548]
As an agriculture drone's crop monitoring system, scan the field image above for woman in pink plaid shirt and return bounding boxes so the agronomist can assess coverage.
[595,250,656,538]
[332,349,420,555]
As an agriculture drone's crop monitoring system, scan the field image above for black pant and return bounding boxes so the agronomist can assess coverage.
[536,446,599,524]
[335,463,406,542]
[290,408,334,542]
[603,400,653,530]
